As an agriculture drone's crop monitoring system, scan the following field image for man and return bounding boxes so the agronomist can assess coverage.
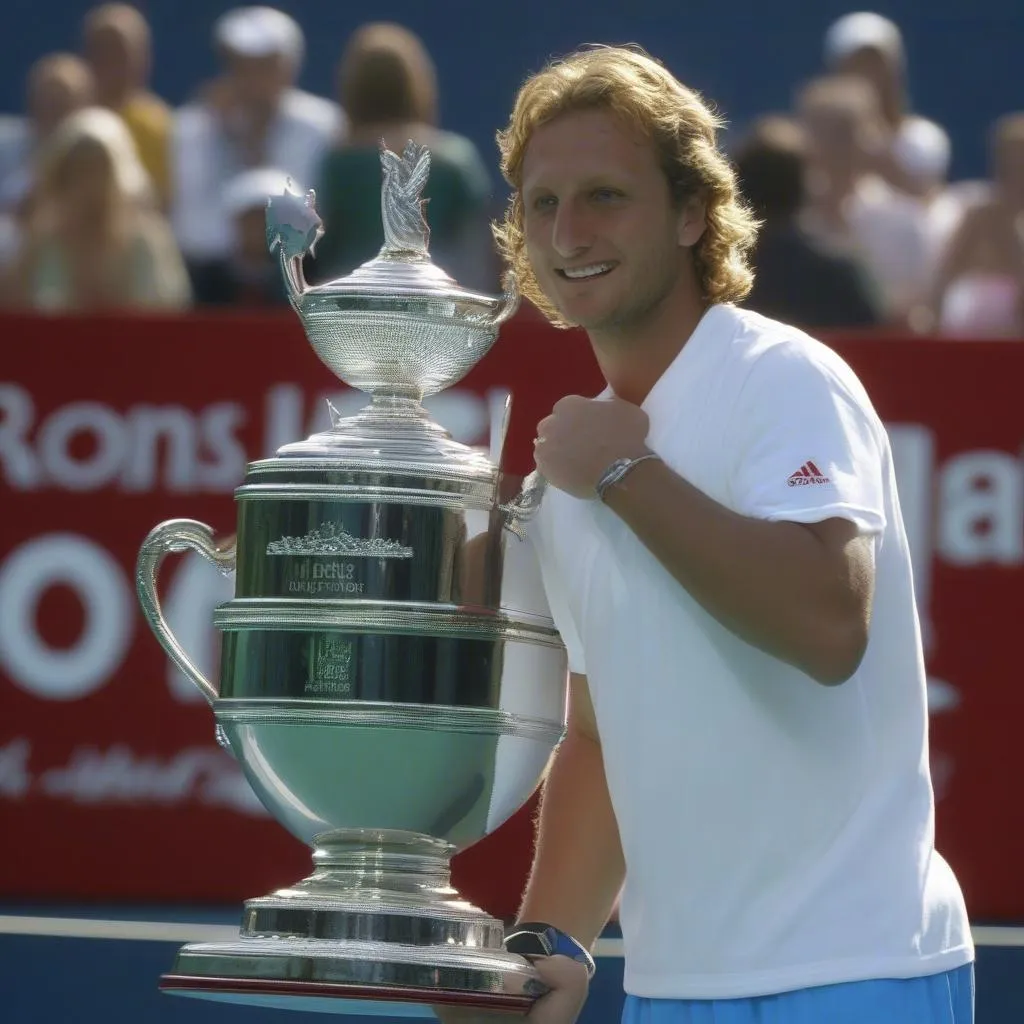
[796,73,940,326]
[489,45,974,1024]
[170,6,343,274]
[733,114,883,329]
[82,3,173,207]
[822,11,951,200]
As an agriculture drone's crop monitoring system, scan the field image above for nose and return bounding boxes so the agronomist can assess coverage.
[551,199,592,260]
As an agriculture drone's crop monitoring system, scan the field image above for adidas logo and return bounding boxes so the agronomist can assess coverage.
[787,461,831,486]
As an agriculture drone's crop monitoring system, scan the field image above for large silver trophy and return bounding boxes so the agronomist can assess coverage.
[136,142,566,1016]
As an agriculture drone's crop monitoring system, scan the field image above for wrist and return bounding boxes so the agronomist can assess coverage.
[503,922,596,979]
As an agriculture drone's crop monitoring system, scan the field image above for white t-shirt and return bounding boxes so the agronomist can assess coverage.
[529,303,973,999]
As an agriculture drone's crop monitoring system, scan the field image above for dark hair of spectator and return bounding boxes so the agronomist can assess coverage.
[732,116,807,224]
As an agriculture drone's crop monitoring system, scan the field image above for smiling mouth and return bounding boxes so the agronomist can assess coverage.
[556,262,617,281]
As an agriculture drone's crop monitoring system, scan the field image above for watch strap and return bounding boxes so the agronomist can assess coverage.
[503,922,596,979]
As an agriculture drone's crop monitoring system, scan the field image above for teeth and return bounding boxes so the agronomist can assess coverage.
[562,263,613,279]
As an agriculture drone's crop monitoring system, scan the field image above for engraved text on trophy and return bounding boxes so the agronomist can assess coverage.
[267,522,414,595]
[306,634,355,696]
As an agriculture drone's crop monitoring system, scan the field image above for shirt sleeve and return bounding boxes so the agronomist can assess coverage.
[727,340,887,536]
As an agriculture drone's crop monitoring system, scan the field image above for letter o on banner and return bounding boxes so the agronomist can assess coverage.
[0,534,133,700]
[38,403,127,490]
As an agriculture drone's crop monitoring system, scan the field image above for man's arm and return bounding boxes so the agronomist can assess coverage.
[516,672,624,951]
[602,461,874,686]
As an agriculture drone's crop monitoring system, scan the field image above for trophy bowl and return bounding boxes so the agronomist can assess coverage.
[269,142,517,400]
[135,142,565,1017]
[296,261,517,400]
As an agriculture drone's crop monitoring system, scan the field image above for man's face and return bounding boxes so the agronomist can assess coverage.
[521,107,697,334]
[835,47,896,108]
[85,22,144,99]
[225,52,290,111]
[802,103,868,178]
[29,69,92,137]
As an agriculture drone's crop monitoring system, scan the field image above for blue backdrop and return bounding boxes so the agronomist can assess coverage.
[2,0,1021,189]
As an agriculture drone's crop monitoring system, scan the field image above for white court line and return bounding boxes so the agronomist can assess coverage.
[0,916,1021,953]
[0,916,240,944]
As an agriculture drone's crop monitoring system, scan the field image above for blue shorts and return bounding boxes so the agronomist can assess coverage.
[622,963,974,1024]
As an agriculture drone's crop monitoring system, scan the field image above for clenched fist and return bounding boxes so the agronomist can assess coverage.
[533,396,652,499]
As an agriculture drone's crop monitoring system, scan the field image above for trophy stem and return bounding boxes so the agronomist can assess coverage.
[239,830,503,949]
[368,392,429,416]
[310,829,456,890]
[328,392,432,429]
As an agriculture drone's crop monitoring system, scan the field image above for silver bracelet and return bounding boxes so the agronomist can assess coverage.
[595,452,660,501]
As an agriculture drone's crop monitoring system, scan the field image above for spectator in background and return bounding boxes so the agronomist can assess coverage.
[735,115,883,330]
[189,166,290,307]
[1,107,190,312]
[0,53,96,216]
[797,75,886,246]
[798,73,932,324]
[311,22,496,291]
[83,3,172,208]
[887,117,971,332]
[823,11,951,198]
[929,112,1024,338]
[171,6,343,279]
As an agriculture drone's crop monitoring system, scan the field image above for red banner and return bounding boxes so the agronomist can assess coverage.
[1,310,1022,921]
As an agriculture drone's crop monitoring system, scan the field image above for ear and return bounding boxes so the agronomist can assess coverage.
[676,193,707,248]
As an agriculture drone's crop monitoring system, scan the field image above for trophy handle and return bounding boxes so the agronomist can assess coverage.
[136,519,236,706]
[489,272,520,328]
[500,470,548,540]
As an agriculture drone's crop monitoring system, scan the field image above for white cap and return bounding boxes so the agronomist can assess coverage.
[223,166,293,216]
[892,116,951,184]
[824,12,904,66]
[213,6,304,65]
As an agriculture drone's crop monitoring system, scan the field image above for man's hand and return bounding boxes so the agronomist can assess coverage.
[522,955,590,1024]
[432,955,590,1024]
[533,396,650,499]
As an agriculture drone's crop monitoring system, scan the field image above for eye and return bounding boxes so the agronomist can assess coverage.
[591,188,624,202]
[532,194,557,211]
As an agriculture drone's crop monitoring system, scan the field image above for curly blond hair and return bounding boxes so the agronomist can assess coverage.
[494,45,758,327]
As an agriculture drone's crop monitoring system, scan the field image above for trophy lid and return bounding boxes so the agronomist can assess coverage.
[293,142,486,306]
[257,139,519,490]
[265,141,519,402]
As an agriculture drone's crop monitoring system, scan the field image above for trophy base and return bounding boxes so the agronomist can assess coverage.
[161,974,532,1017]
[161,933,536,1017]
[159,830,540,1017]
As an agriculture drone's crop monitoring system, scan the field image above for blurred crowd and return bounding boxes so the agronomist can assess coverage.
[0,4,496,316]
[0,5,1021,337]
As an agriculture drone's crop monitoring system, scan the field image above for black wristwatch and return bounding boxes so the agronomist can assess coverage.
[503,921,596,979]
